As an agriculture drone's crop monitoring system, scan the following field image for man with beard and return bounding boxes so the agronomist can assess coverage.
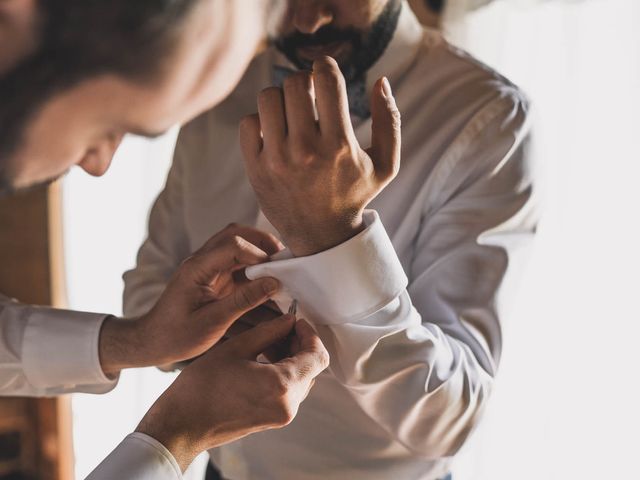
[124,0,536,479]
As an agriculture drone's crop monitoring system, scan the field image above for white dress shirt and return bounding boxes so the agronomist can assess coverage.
[0,295,183,479]
[123,3,536,479]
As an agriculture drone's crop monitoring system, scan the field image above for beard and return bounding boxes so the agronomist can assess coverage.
[274,0,403,82]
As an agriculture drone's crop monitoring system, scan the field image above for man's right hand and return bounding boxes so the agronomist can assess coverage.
[99,224,284,377]
[136,314,330,471]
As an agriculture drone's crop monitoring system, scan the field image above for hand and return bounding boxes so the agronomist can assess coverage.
[239,56,401,256]
[99,224,284,376]
[223,303,281,339]
[224,304,294,363]
[136,314,330,471]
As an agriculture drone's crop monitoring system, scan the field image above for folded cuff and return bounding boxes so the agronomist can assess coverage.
[22,307,116,391]
[246,210,408,325]
[86,432,182,480]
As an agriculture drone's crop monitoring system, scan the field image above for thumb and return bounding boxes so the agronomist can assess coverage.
[367,76,401,182]
[225,314,296,360]
[200,277,280,329]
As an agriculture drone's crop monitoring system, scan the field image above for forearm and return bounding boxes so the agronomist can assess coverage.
[135,404,199,473]
[319,293,494,457]
[0,297,117,396]
[98,316,151,378]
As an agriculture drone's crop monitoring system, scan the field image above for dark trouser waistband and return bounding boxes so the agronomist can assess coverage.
[205,462,451,480]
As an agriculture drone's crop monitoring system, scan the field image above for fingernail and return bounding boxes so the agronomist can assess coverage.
[381,77,393,98]
[263,278,280,294]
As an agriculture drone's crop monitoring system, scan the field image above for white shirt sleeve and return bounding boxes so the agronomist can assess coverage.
[86,433,182,480]
[246,91,536,458]
[0,295,118,396]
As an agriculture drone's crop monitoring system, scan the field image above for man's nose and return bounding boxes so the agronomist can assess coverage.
[78,133,123,177]
[292,1,333,34]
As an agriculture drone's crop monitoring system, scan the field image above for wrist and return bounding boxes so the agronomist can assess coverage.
[285,212,365,256]
[136,406,199,473]
[98,316,148,377]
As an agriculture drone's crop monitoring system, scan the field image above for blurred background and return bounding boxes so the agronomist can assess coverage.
[1,0,638,479]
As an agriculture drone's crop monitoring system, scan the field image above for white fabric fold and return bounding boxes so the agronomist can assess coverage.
[246,210,408,325]
[85,432,182,480]
[0,295,117,396]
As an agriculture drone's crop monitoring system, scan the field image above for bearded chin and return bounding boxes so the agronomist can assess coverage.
[275,0,402,83]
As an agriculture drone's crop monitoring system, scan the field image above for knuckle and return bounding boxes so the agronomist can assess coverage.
[273,370,292,396]
[279,367,295,385]
[259,86,283,103]
[179,254,197,271]
[333,138,357,161]
[234,286,254,310]
[320,350,331,369]
[291,138,316,162]
[389,107,402,130]
[268,394,296,426]
[276,402,296,426]
[314,55,340,73]
[230,234,247,250]
[315,61,344,88]
[264,153,288,176]
[283,71,311,91]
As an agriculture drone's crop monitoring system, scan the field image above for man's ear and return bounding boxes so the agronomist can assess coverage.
[0,0,39,74]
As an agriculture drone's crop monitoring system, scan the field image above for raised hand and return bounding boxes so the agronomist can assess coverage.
[239,56,401,256]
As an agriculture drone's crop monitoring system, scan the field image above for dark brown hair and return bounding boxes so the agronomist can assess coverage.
[0,0,200,163]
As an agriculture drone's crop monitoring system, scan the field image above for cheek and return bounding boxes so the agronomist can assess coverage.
[11,120,90,188]
[332,0,382,28]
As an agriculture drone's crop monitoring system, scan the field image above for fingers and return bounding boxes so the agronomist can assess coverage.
[223,317,256,339]
[224,305,282,340]
[276,319,330,381]
[206,277,281,323]
[224,314,297,360]
[214,224,283,257]
[239,114,263,160]
[283,71,317,139]
[185,238,268,285]
[313,56,354,141]
[367,77,401,181]
[258,87,287,148]
[188,226,282,283]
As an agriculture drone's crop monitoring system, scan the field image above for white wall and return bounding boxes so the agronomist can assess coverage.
[448,1,640,479]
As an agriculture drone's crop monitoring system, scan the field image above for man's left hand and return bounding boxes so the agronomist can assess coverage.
[239,56,401,257]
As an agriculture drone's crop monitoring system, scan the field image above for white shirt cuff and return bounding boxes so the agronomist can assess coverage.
[86,432,182,480]
[246,210,408,325]
[22,307,116,391]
